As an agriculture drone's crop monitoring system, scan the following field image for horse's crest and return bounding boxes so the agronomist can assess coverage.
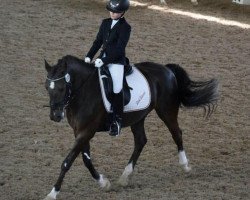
[98,67,151,113]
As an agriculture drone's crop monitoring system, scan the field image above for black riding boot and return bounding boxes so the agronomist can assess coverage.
[109,91,123,136]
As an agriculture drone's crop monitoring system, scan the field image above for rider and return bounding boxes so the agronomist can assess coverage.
[84,0,131,136]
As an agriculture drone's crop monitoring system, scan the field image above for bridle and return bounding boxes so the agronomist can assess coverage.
[46,73,72,110]
[46,68,97,110]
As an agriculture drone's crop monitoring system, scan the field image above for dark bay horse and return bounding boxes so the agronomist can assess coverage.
[44,55,218,200]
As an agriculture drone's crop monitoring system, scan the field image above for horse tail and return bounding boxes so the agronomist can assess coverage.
[166,64,219,117]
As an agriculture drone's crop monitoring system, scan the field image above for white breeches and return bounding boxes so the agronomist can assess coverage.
[107,64,124,93]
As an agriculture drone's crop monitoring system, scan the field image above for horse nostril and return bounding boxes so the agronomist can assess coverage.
[55,113,61,118]
[54,110,64,119]
[50,109,64,122]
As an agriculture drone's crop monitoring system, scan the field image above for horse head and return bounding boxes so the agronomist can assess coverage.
[44,55,96,122]
[44,58,72,122]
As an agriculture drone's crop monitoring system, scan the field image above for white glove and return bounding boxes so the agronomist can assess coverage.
[84,57,91,63]
[94,58,104,68]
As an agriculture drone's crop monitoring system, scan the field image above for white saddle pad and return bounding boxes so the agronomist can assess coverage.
[98,66,151,113]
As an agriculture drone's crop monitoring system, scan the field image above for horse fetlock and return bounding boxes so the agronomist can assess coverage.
[43,196,56,200]
[118,175,129,187]
[118,163,133,186]
[178,150,191,172]
[182,163,192,172]
[44,187,59,200]
[191,0,198,5]
[178,151,188,165]
[98,174,111,191]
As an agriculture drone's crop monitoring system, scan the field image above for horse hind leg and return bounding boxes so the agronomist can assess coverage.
[155,107,191,172]
[118,118,147,186]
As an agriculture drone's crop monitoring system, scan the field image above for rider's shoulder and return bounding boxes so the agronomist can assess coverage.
[119,17,130,25]
[120,18,131,29]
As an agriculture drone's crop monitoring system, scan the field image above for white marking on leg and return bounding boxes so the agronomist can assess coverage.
[84,152,91,160]
[98,174,111,190]
[47,187,59,200]
[118,162,133,186]
[179,151,188,165]
[178,150,191,172]
[191,0,198,5]
[160,0,167,4]
[122,163,133,177]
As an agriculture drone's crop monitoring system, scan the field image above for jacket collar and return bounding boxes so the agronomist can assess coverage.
[108,17,125,30]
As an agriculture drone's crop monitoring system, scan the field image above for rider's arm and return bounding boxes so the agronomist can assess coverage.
[86,20,104,61]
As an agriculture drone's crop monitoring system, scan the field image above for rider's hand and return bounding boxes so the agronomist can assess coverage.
[84,57,91,63]
[94,58,104,68]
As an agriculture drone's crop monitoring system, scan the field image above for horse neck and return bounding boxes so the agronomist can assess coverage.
[66,56,105,129]
[66,59,103,126]
[66,59,102,112]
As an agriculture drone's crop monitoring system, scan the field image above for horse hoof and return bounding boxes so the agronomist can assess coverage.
[182,164,192,172]
[98,174,111,191]
[191,0,198,5]
[160,0,167,5]
[117,176,129,187]
[43,196,56,200]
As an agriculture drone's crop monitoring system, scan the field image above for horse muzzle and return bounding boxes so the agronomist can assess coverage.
[50,109,65,122]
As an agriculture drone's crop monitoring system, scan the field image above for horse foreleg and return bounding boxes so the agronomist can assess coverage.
[118,119,147,186]
[44,137,84,200]
[81,143,111,191]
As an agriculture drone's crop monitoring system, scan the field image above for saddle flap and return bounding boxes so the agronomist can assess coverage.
[98,67,151,113]
[100,67,131,106]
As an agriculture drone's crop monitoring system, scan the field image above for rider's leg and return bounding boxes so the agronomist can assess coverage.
[108,64,124,136]
[108,64,124,94]
[110,91,123,136]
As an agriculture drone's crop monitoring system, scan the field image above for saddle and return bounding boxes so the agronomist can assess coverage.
[100,58,133,106]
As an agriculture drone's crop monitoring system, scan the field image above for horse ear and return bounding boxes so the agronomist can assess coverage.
[45,59,51,72]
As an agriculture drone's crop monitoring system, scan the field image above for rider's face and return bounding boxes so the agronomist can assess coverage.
[109,11,123,20]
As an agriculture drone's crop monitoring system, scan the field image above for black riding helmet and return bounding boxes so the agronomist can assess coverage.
[106,0,130,13]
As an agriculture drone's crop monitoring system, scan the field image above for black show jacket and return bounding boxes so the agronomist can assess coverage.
[86,17,131,65]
